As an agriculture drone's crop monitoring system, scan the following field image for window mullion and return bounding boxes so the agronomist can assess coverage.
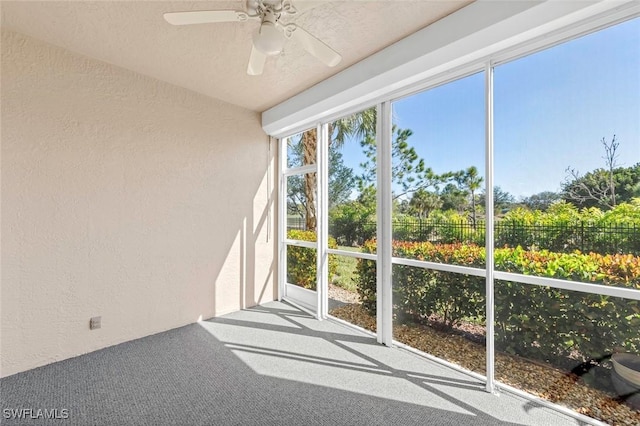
[278,137,288,301]
[484,61,496,395]
[317,123,329,320]
[377,101,393,346]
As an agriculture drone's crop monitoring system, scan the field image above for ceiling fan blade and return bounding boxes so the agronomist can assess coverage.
[247,45,267,76]
[163,10,252,25]
[284,24,341,67]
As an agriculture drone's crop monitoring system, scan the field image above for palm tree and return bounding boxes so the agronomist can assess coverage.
[458,166,483,229]
[409,189,442,219]
[331,107,376,149]
[299,108,376,231]
[300,129,318,230]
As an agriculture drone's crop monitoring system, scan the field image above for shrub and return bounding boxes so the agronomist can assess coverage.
[493,247,640,361]
[496,201,640,254]
[356,240,640,364]
[358,241,485,327]
[286,230,338,290]
[358,240,378,313]
[329,202,375,246]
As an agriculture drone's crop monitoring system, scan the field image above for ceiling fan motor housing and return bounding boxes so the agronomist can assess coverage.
[247,0,283,16]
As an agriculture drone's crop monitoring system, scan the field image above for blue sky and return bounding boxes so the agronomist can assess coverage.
[338,17,639,199]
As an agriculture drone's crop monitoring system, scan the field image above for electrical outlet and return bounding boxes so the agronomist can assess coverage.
[89,316,101,330]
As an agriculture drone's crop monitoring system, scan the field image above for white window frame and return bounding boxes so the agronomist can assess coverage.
[277,9,640,425]
[279,127,321,315]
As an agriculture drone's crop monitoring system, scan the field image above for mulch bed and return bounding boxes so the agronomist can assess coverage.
[329,283,360,304]
[330,303,640,426]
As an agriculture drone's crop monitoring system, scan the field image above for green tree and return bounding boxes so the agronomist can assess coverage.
[563,162,640,210]
[478,186,515,214]
[456,166,484,228]
[287,138,356,224]
[287,174,306,219]
[328,149,356,209]
[328,186,377,246]
[613,163,640,202]
[408,189,442,219]
[562,135,640,209]
[440,183,468,214]
[521,191,562,211]
[298,108,377,231]
[359,126,449,200]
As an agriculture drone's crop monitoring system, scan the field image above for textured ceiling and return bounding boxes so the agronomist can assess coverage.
[1,1,471,112]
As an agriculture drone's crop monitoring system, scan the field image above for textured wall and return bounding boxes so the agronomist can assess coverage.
[1,29,277,377]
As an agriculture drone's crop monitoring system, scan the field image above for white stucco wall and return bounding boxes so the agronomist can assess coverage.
[0,29,277,377]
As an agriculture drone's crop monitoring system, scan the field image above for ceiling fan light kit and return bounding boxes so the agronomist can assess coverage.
[163,0,342,76]
[253,21,284,55]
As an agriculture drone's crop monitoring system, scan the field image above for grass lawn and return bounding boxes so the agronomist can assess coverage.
[331,246,361,292]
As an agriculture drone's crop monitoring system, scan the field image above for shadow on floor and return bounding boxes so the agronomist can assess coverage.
[0,301,580,426]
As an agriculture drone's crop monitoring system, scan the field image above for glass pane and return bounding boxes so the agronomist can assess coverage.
[328,107,377,250]
[286,245,317,290]
[494,19,640,286]
[495,280,640,423]
[393,264,486,375]
[328,254,376,333]
[494,18,640,284]
[391,72,486,265]
[287,173,317,236]
[286,128,317,169]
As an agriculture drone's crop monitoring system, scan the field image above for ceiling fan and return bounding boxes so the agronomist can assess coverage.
[163,0,342,76]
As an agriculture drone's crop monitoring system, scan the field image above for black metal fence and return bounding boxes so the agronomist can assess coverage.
[288,217,640,255]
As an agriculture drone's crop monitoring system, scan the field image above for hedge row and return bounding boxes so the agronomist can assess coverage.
[329,200,640,254]
[286,230,338,290]
[357,240,640,364]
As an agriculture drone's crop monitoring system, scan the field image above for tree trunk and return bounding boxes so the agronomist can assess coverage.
[609,164,616,207]
[302,129,317,232]
[470,190,477,230]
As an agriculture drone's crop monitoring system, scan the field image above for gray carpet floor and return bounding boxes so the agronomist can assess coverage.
[1,301,586,426]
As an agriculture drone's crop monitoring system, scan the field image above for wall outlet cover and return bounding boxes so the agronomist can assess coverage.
[89,316,101,330]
